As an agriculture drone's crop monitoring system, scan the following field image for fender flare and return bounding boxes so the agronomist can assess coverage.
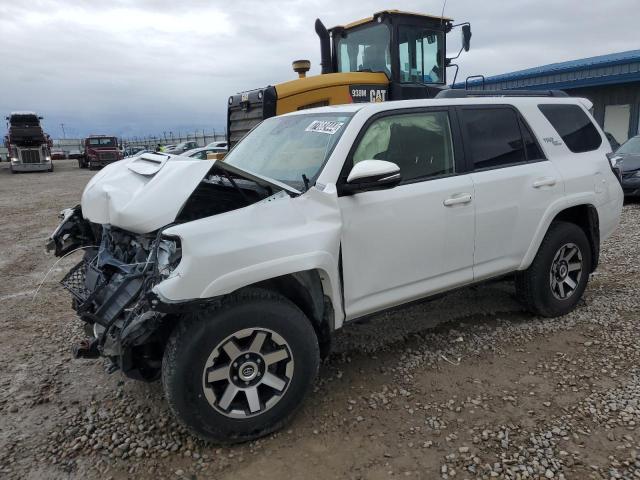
[157,251,345,328]
[519,193,598,270]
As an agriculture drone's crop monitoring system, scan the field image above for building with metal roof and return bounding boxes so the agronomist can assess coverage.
[458,50,640,147]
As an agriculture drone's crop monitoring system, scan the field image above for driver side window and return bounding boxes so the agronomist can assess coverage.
[352,111,455,182]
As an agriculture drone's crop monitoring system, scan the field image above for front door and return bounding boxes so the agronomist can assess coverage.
[338,109,475,320]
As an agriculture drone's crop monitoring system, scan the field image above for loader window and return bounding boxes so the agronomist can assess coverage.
[398,26,443,84]
[336,23,391,76]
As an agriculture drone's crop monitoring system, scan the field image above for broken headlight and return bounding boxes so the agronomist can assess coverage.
[156,236,182,278]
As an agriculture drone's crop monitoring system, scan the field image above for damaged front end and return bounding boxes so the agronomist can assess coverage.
[48,155,294,380]
[50,207,180,380]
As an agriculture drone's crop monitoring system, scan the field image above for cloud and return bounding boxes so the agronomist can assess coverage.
[0,0,637,138]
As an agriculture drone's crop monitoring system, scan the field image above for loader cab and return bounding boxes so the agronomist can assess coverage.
[330,11,459,100]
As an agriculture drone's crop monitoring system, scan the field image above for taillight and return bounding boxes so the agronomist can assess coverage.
[608,155,623,185]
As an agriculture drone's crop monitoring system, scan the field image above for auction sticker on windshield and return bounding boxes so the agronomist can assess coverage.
[305,120,344,135]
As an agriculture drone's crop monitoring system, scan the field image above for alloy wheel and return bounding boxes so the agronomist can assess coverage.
[201,328,294,419]
[549,242,583,300]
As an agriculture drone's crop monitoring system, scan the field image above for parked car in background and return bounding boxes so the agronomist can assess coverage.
[51,149,67,160]
[181,146,227,159]
[80,135,122,169]
[206,140,228,149]
[605,132,621,151]
[68,149,83,159]
[123,146,147,157]
[48,94,623,443]
[611,135,640,197]
[165,141,198,154]
[124,149,152,158]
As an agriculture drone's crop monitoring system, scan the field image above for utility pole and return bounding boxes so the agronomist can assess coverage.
[60,123,66,139]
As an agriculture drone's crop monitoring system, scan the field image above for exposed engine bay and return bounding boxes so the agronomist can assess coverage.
[48,159,290,380]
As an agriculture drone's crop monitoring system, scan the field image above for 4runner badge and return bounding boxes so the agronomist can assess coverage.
[350,85,388,104]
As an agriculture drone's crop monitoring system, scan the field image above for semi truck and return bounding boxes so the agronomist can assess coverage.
[4,111,53,173]
[79,135,122,169]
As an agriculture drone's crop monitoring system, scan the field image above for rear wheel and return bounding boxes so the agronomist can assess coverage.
[516,221,591,317]
[162,289,320,443]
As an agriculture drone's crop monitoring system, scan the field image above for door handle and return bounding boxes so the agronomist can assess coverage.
[532,177,557,188]
[443,193,472,206]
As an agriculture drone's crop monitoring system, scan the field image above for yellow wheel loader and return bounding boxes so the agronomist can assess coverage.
[226,10,472,148]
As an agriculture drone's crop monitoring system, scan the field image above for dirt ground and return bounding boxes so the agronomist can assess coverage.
[1,159,639,480]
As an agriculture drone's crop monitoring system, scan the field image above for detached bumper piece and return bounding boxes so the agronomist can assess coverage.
[61,257,94,303]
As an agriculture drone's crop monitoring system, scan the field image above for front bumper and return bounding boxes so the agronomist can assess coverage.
[622,176,640,196]
[89,159,117,167]
[12,162,50,172]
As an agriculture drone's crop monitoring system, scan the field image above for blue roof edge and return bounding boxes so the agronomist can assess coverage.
[454,49,640,88]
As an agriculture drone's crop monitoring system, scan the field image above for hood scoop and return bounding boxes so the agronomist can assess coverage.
[127,153,170,176]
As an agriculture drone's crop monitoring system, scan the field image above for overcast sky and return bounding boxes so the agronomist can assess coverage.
[1,0,637,139]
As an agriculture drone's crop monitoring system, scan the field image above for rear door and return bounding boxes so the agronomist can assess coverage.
[338,108,475,320]
[457,105,564,279]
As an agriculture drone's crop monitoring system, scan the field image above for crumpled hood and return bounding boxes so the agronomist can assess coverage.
[80,153,300,234]
[81,153,213,233]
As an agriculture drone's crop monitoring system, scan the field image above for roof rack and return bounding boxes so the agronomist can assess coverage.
[435,89,569,99]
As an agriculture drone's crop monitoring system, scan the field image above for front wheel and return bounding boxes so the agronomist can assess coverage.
[516,221,592,317]
[162,289,320,443]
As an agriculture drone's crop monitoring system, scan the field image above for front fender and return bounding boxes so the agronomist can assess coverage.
[153,185,345,325]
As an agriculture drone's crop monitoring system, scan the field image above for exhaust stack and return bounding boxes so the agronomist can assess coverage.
[315,18,333,74]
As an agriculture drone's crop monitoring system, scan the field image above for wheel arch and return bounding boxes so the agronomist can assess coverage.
[521,201,600,272]
[244,270,334,359]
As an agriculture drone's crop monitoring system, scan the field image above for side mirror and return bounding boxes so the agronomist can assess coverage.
[462,25,472,52]
[342,160,401,194]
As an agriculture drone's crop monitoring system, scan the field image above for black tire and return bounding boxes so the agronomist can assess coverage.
[78,159,83,168]
[162,288,320,443]
[516,221,592,317]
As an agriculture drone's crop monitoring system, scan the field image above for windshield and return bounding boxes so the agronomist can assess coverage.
[398,26,444,84]
[89,137,116,147]
[224,113,353,190]
[616,136,640,155]
[10,114,40,127]
[336,23,391,76]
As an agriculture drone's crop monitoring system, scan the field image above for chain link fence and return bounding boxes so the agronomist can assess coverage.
[1,130,227,159]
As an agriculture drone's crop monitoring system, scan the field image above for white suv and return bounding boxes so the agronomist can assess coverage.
[48,95,623,443]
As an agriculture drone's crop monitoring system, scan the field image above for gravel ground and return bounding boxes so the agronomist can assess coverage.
[1,159,639,479]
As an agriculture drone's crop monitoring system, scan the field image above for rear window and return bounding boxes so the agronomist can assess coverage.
[538,104,602,153]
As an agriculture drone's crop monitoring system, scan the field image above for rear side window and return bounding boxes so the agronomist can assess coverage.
[538,104,602,153]
[461,108,526,169]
